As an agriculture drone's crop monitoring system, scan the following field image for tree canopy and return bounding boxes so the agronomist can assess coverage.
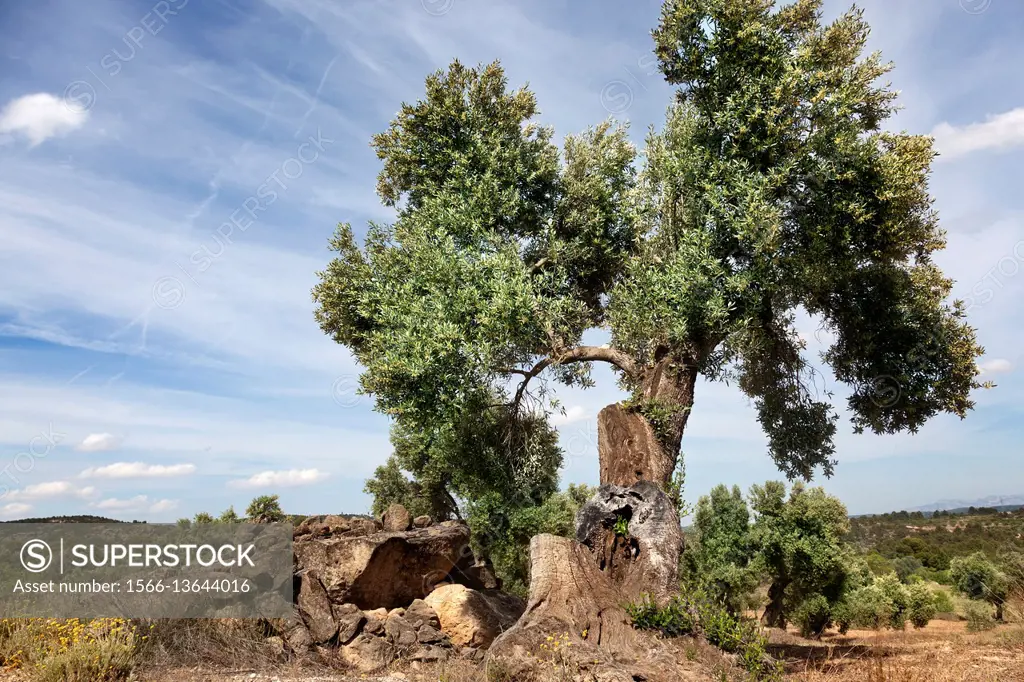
[313,0,986,500]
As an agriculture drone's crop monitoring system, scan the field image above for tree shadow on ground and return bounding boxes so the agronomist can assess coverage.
[767,639,901,674]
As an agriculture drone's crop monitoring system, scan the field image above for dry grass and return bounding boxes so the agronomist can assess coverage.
[774,619,1024,681]
[137,618,283,671]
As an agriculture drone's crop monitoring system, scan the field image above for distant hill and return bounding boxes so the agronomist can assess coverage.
[907,495,1024,513]
[0,515,137,524]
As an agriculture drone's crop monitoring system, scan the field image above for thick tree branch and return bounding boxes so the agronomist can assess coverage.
[504,345,639,415]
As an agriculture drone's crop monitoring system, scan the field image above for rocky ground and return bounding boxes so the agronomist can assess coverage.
[278,504,524,672]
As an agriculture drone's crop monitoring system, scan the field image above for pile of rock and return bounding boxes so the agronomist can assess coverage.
[273,504,524,671]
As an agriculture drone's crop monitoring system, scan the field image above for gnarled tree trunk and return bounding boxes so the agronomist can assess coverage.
[599,356,698,488]
[488,357,696,679]
[761,580,789,629]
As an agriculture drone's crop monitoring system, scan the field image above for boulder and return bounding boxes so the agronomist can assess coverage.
[385,613,419,647]
[383,503,413,532]
[321,514,351,534]
[363,607,388,635]
[340,633,395,672]
[332,602,365,644]
[296,570,337,644]
[293,521,473,609]
[404,599,441,630]
[416,625,445,644]
[424,584,523,648]
[347,517,382,536]
[456,559,502,591]
[282,620,313,657]
[413,515,433,528]
[294,517,316,538]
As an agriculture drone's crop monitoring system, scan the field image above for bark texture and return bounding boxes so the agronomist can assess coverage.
[598,405,671,486]
[576,481,683,602]
[598,358,698,488]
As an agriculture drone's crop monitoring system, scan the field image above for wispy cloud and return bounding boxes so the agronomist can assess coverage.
[0,503,32,517]
[92,495,177,513]
[979,358,1014,376]
[230,468,327,488]
[80,462,196,479]
[76,433,122,452]
[6,481,97,501]
[932,107,1024,161]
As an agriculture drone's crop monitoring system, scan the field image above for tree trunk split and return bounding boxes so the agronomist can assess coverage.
[488,482,684,678]
[489,366,694,677]
[598,404,673,487]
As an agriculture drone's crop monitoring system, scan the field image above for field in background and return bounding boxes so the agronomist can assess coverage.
[775,619,1024,681]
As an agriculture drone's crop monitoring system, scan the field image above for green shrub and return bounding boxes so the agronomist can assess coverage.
[833,578,919,633]
[831,599,853,634]
[793,594,832,638]
[627,589,782,681]
[875,573,909,629]
[964,600,996,632]
[625,594,696,637]
[906,582,936,628]
[931,587,956,613]
[849,585,891,630]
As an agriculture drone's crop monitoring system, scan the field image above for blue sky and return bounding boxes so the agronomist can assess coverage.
[0,0,1021,521]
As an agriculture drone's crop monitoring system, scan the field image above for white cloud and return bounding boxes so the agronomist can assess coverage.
[979,358,1014,376]
[230,468,327,488]
[932,107,1024,161]
[93,495,178,514]
[551,405,588,426]
[80,462,196,479]
[5,481,96,501]
[0,93,88,147]
[148,499,178,513]
[76,433,122,452]
[0,503,32,517]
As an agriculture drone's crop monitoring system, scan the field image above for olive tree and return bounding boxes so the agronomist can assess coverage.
[951,552,1008,621]
[749,481,851,629]
[313,0,986,625]
[685,484,759,613]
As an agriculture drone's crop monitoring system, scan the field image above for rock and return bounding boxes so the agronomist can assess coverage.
[404,599,440,629]
[458,646,485,662]
[408,644,449,662]
[455,559,502,591]
[293,521,473,609]
[294,517,315,538]
[575,481,683,602]
[413,515,433,528]
[263,635,286,661]
[321,514,351,534]
[424,584,523,648]
[340,633,396,673]
[388,607,406,618]
[382,503,412,532]
[296,571,337,644]
[385,613,419,647]
[332,602,365,644]
[282,620,313,657]
[347,517,382,536]
[363,608,388,635]
[416,625,445,644]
